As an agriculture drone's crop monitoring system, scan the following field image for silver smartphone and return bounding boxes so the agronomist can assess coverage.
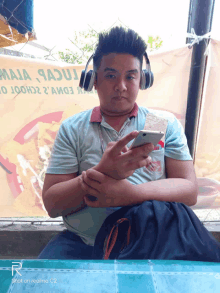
[130,130,164,149]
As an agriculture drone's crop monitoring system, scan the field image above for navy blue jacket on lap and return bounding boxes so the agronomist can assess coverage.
[92,200,220,262]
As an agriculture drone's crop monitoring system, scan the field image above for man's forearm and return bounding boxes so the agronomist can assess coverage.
[43,175,87,218]
[124,178,198,207]
[44,163,117,218]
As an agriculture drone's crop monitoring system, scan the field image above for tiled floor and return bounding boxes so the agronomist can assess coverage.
[1,259,220,293]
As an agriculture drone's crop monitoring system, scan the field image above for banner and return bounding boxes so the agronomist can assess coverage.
[194,39,220,212]
[0,46,197,216]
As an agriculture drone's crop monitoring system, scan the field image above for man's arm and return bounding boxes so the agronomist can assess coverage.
[128,157,198,206]
[81,157,199,207]
[42,173,88,218]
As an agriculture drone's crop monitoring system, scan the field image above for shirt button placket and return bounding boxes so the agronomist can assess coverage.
[114,132,118,141]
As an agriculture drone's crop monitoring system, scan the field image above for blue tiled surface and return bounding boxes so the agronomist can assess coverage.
[0,259,220,293]
[117,274,155,293]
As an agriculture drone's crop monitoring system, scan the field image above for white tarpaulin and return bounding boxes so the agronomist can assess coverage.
[194,39,220,213]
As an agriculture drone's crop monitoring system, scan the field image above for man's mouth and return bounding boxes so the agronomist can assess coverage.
[113,96,126,99]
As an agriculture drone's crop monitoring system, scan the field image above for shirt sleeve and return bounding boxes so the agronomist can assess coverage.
[46,121,79,174]
[165,114,192,161]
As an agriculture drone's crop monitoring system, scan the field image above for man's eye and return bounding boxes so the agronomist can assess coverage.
[127,76,135,80]
[106,74,116,79]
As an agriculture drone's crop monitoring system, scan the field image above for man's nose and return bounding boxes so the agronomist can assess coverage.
[114,78,127,92]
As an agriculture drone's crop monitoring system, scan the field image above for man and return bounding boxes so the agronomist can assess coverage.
[38,26,198,259]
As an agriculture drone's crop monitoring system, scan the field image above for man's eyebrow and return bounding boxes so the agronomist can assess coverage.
[104,68,138,73]
[127,69,138,74]
[104,67,117,72]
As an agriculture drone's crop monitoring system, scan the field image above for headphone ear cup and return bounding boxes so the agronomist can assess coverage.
[148,71,154,88]
[141,69,154,89]
[84,70,95,91]
[87,70,96,92]
[140,71,146,90]
[79,70,86,88]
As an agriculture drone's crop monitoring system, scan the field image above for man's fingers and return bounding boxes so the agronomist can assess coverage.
[119,143,153,162]
[110,131,139,156]
[130,142,154,152]
[125,156,152,170]
[146,156,152,165]
[82,173,99,191]
[86,169,105,183]
[81,174,100,196]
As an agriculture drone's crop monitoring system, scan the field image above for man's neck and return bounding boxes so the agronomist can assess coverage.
[102,113,129,132]
[100,104,136,132]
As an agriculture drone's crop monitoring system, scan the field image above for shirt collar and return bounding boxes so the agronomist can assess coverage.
[90,102,139,122]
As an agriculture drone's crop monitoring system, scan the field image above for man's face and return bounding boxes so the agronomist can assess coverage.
[94,53,141,116]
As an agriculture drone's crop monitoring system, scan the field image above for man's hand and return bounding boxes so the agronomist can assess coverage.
[79,169,135,208]
[95,131,154,180]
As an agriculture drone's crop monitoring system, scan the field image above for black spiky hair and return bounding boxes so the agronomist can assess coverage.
[93,26,147,71]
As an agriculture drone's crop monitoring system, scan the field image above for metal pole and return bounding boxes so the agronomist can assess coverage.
[185,0,215,162]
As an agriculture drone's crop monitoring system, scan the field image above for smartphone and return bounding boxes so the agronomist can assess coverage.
[130,130,164,149]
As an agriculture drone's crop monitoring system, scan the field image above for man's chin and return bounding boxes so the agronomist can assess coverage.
[102,104,134,116]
